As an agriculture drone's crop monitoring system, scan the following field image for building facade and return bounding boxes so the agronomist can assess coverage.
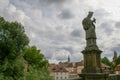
[115,64,120,74]
[48,64,69,80]
[54,72,68,80]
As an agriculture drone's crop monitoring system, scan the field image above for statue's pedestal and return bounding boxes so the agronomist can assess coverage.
[79,49,109,80]
[79,73,108,80]
[81,49,102,73]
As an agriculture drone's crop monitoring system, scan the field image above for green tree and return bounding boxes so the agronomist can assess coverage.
[23,46,52,80]
[101,57,115,69]
[115,56,120,66]
[0,16,51,80]
[0,16,29,80]
[0,17,29,61]
[101,57,111,65]
[23,46,49,68]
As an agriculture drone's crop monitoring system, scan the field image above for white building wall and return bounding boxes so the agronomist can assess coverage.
[54,72,68,80]
[115,71,120,74]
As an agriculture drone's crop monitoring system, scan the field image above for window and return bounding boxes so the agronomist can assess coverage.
[65,77,66,79]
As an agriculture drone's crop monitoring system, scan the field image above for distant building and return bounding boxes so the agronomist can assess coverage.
[68,56,70,63]
[113,51,117,64]
[65,62,78,79]
[59,59,84,79]
[59,59,111,75]
[114,64,120,74]
[49,56,111,80]
[48,64,69,80]
[76,61,84,74]
[101,63,111,73]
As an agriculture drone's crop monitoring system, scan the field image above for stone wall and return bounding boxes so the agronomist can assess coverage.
[108,74,120,80]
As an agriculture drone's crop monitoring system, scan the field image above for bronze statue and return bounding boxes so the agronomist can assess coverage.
[82,12,98,50]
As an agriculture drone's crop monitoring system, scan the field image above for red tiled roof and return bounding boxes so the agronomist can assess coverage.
[49,64,68,72]
[101,63,110,68]
[117,64,120,67]
[66,63,73,67]
[115,64,120,71]
[59,61,83,68]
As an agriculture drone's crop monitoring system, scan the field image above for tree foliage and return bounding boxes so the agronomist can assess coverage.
[23,46,51,80]
[101,57,110,65]
[23,46,48,68]
[0,16,29,80]
[0,16,51,80]
[115,56,120,66]
[101,57,114,69]
[0,17,29,61]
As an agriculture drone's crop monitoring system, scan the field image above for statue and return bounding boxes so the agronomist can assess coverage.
[82,11,98,50]
[79,12,108,80]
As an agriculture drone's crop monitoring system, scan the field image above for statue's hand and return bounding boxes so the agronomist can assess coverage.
[93,18,96,23]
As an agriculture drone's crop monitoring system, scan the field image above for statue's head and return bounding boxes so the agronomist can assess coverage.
[87,11,93,18]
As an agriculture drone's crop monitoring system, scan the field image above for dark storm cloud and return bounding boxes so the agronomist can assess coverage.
[115,22,120,28]
[58,9,74,19]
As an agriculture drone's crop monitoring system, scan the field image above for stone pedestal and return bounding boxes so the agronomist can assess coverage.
[82,49,102,73]
[79,49,108,80]
[79,73,108,80]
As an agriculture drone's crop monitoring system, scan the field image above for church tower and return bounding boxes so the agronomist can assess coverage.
[68,56,70,63]
[113,51,117,64]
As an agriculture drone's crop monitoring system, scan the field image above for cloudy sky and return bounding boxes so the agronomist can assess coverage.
[0,0,120,63]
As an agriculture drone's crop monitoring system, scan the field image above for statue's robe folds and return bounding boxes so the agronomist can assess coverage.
[82,17,96,40]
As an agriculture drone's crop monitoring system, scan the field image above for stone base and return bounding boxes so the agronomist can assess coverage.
[79,73,108,80]
[82,67,103,73]
[85,45,99,51]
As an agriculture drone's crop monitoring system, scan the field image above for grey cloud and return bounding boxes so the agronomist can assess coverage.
[9,0,32,9]
[0,0,9,12]
[58,9,74,19]
[94,8,110,22]
[41,0,66,4]
[53,46,82,62]
[111,45,120,54]
[55,55,67,61]
[94,8,110,18]
[53,49,70,61]
[10,0,67,8]
[71,53,82,62]
[102,53,113,59]
[115,22,120,28]
[9,0,73,23]
[3,0,119,63]
[43,49,54,59]
[100,22,113,35]
[60,47,74,54]
[71,29,81,37]
[39,0,72,8]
